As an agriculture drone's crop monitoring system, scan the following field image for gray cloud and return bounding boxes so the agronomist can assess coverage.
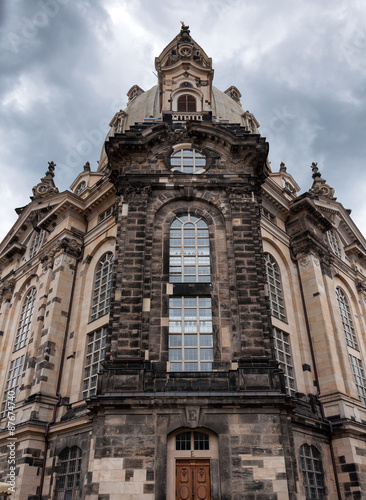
[1,0,366,239]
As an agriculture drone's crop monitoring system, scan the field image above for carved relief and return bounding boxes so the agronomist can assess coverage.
[122,185,152,202]
[225,186,252,200]
[0,278,15,304]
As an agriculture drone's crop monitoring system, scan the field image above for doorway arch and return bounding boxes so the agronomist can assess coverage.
[167,428,219,499]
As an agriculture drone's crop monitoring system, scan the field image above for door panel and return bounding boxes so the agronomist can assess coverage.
[176,460,210,500]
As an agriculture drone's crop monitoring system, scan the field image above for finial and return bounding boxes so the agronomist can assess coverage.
[280,162,287,172]
[45,161,56,178]
[180,21,190,37]
[311,162,321,178]
[48,161,56,172]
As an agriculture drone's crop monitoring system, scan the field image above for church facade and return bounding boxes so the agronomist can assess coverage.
[1,25,366,500]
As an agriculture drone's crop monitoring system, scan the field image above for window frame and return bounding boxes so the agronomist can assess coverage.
[264,253,286,322]
[55,446,82,500]
[29,230,44,258]
[82,326,108,399]
[90,252,114,322]
[299,444,326,499]
[1,354,26,417]
[335,287,358,350]
[328,230,342,259]
[75,181,86,195]
[168,296,214,373]
[169,214,211,283]
[170,148,207,174]
[167,212,214,373]
[14,287,37,351]
[177,94,197,112]
[175,430,210,451]
[273,327,295,396]
[349,354,366,406]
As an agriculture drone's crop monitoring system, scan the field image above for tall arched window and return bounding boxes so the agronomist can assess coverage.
[169,215,210,283]
[14,287,36,351]
[328,230,342,258]
[168,214,213,372]
[90,252,114,322]
[264,254,286,322]
[299,444,325,499]
[56,446,82,499]
[29,230,44,258]
[336,288,358,349]
[177,94,196,112]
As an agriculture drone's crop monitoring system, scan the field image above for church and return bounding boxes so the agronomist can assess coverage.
[1,23,366,499]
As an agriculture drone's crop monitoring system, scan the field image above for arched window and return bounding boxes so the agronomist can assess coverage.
[169,215,210,282]
[299,444,325,499]
[336,288,358,349]
[14,287,36,351]
[328,230,342,258]
[177,94,196,112]
[176,430,209,450]
[75,181,86,195]
[29,230,44,258]
[168,214,213,372]
[90,252,114,321]
[264,254,286,322]
[56,446,82,499]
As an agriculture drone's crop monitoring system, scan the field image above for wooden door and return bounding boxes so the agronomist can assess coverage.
[176,460,210,500]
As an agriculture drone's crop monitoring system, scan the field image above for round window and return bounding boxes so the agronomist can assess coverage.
[170,149,206,174]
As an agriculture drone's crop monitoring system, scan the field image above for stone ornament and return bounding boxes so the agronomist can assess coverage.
[309,162,336,200]
[31,161,59,201]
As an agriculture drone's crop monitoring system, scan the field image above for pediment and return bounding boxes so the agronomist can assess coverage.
[0,191,80,261]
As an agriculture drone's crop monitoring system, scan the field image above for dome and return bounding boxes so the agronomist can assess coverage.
[98,85,254,171]
[98,26,259,171]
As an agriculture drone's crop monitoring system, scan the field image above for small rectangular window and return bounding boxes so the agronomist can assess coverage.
[99,206,114,222]
[262,207,276,223]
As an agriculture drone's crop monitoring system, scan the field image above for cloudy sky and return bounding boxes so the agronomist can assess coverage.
[0,0,366,240]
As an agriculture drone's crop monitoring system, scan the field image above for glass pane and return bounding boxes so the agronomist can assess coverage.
[169,349,182,361]
[169,335,182,346]
[185,348,198,360]
[185,362,198,371]
[183,334,197,346]
[201,335,213,346]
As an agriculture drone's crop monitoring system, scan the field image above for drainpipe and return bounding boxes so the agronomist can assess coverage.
[293,252,342,499]
[38,254,80,500]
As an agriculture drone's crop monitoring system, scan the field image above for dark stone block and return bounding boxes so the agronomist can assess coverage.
[124,458,143,469]
[144,483,155,494]
[125,469,134,481]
